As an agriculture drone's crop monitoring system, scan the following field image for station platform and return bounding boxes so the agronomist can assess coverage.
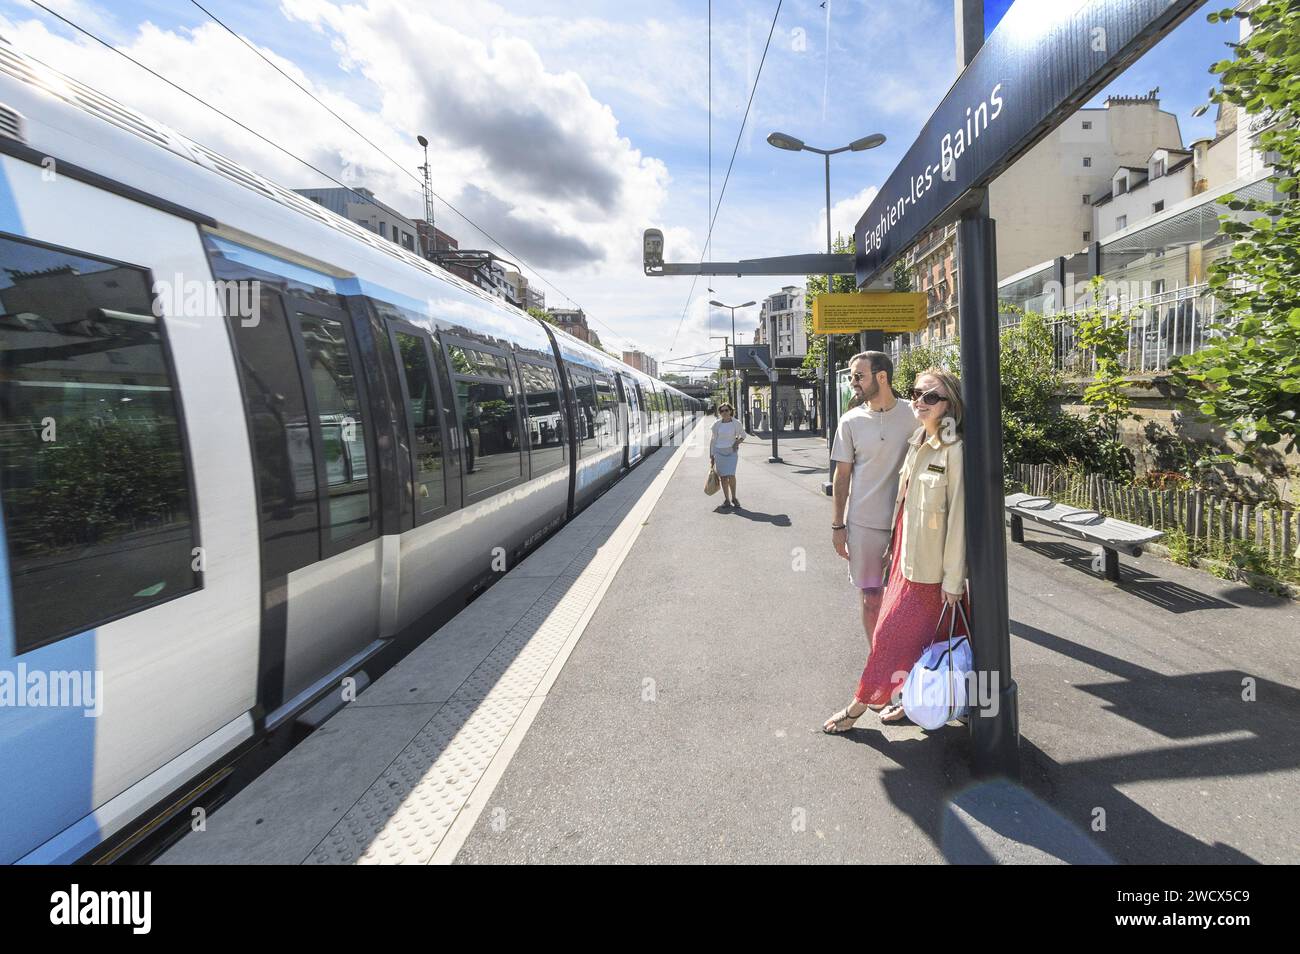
[160,425,1300,865]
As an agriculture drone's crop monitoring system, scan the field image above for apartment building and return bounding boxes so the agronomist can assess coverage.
[757,285,807,359]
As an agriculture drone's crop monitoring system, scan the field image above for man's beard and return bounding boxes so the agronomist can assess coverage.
[858,377,880,404]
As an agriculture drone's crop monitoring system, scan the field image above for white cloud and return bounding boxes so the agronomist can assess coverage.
[812,184,878,250]
[1,0,702,355]
[1,0,943,368]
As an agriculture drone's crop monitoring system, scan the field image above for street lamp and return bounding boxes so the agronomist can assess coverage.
[709,299,755,414]
[767,129,885,491]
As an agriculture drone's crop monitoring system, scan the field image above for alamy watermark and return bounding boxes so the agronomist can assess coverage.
[152,275,261,327]
[0,664,104,717]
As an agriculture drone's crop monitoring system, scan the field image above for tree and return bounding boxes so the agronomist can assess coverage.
[997,303,1104,473]
[801,234,861,378]
[1169,1,1300,474]
[527,306,556,326]
[1065,278,1138,479]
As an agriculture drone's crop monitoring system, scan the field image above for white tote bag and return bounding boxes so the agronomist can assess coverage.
[900,600,973,730]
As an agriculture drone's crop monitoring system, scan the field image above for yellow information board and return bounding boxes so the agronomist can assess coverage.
[812,292,928,334]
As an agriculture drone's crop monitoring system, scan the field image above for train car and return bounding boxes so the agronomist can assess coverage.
[0,38,702,864]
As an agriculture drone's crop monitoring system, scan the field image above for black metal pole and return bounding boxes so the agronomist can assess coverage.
[730,306,738,412]
[822,152,836,494]
[956,193,1020,780]
[768,374,782,462]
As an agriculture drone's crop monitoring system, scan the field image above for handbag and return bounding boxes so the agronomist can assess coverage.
[900,599,973,730]
[704,464,720,496]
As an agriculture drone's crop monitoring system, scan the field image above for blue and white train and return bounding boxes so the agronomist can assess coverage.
[0,37,702,864]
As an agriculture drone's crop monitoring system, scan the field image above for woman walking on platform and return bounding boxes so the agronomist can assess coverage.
[822,368,969,730]
[709,403,745,509]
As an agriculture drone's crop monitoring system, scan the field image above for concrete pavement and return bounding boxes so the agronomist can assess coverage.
[453,425,1299,864]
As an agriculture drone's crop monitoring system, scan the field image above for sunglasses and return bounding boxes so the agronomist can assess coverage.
[910,388,949,406]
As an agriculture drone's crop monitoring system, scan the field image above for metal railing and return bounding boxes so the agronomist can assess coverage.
[1004,283,1227,375]
[889,284,1229,377]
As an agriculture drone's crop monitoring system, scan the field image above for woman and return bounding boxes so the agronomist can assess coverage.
[709,403,745,509]
[822,367,969,730]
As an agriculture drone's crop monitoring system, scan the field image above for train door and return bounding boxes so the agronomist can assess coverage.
[621,373,643,466]
[263,294,385,712]
[201,230,388,724]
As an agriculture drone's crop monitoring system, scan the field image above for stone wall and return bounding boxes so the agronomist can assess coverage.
[1057,374,1300,505]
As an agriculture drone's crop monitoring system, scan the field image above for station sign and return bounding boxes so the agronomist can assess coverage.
[853,0,1205,285]
[812,292,927,334]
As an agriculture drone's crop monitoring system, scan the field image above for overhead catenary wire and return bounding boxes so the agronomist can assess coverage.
[664,0,783,362]
[25,0,638,350]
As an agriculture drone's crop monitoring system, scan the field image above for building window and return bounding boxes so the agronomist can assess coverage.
[1082,194,1091,204]
[1116,177,1128,195]
[1083,231,1091,242]
[1082,120,1092,130]
[1115,215,1127,230]
[1152,200,1164,213]
[1153,158,1166,178]
[1082,156,1092,167]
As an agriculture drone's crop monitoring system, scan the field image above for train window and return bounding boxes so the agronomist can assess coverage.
[593,372,618,448]
[450,345,522,497]
[394,331,446,515]
[449,344,510,380]
[294,312,372,542]
[0,234,199,652]
[212,275,321,578]
[519,362,566,477]
[569,367,597,456]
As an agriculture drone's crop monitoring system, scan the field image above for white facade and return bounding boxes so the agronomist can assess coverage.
[1093,150,1194,237]
[758,285,807,359]
[1234,1,1276,181]
[988,92,1183,278]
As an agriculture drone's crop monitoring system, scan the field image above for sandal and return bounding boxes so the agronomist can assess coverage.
[879,704,908,724]
[822,704,865,734]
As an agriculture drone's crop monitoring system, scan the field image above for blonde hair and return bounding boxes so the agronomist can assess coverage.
[915,366,963,432]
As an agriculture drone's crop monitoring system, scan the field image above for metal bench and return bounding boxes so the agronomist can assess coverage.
[1004,492,1165,582]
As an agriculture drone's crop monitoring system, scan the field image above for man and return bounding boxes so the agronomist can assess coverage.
[830,352,916,647]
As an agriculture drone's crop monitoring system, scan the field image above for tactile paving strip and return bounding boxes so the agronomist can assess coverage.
[303,472,661,864]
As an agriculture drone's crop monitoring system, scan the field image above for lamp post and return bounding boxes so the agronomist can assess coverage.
[766,130,885,492]
[709,299,755,413]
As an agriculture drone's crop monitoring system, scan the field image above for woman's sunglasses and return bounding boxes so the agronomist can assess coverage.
[910,388,949,406]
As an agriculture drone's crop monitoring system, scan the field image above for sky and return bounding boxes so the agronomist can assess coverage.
[0,0,1237,377]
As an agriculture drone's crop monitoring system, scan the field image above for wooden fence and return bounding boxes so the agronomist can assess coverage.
[1009,462,1299,565]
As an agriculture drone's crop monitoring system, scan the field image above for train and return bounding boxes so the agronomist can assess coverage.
[0,36,703,864]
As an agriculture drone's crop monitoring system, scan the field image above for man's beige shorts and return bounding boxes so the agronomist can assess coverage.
[846,525,891,590]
